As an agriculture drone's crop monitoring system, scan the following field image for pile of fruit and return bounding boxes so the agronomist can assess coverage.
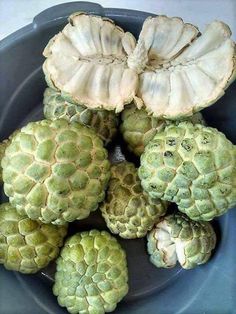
[0,12,235,314]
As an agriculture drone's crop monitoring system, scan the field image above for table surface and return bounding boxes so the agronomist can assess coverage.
[0,0,235,40]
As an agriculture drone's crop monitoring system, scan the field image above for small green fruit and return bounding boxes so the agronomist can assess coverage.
[147,212,216,269]
[53,230,128,314]
[0,202,67,274]
[101,162,168,239]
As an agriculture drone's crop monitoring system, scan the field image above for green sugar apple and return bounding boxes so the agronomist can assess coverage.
[0,202,67,274]
[101,162,168,239]
[2,119,110,225]
[139,122,236,221]
[53,230,128,314]
[147,212,216,269]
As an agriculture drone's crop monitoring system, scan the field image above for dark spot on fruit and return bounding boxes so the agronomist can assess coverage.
[164,151,173,157]
[201,136,210,144]
[167,139,176,146]
[220,188,228,195]
[181,141,192,151]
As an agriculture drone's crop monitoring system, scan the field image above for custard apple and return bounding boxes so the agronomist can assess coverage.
[43,88,119,146]
[139,121,236,221]
[101,162,168,239]
[0,202,67,274]
[147,212,216,269]
[43,12,138,112]
[120,103,205,156]
[43,13,235,117]
[128,16,236,119]
[53,230,128,314]
[2,119,110,225]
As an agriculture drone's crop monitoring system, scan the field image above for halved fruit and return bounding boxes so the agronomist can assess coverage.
[43,12,138,112]
[43,13,235,118]
[129,16,236,119]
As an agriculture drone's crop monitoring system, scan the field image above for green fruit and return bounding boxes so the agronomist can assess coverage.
[120,104,206,156]
[147,212,216,269]
[101,162,168,239]
[43,88,119,146]
[2,119,110,225]
[0,140,8,183]
[0,202,67,274]
[53,230,128,314]
[139,121,236,221]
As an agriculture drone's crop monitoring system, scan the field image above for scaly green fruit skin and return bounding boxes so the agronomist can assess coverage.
[43,88,118,146]
[120,104,205,156]
[0,203,67,274]
[147,212,216,269]
[2,119,110,225]
[53,230,128,314]
[139,122,236,221]
[0,130,19,183]
[0,140,8,183]
[101,162,167,239]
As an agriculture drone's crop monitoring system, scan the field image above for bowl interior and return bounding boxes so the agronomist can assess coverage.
[0,4,235,313]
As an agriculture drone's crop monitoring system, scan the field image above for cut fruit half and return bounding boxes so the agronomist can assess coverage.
[129,16,236,119]
[43,12,138,112]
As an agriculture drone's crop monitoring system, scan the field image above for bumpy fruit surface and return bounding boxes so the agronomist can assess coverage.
[147,212,216,269]
[120,104,205,156]
[139,122,236,221]
[0,130,19,183]
[0,140,8,183]
[53,230,128,314]
[101,162,167,239]
[43,88,118,146]
[0,203,67,274]
[2,119,110,225]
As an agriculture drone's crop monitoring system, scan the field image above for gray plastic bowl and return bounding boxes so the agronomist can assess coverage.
[0,2,236,314]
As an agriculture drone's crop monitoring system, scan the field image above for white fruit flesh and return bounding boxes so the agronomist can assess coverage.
[154,220,178,267]
[43,13,138,112]
[43,13,235,117]
[131,17,235,118]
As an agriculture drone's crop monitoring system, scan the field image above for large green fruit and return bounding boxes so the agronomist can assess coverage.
[101,162,168,239]
[120,104,205,156]
[147,212,216,269]
[0,203,67,274]
[139,122,236,221]
[53,230,128,314]
[2,119,110,225]
[43,88,119,146]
